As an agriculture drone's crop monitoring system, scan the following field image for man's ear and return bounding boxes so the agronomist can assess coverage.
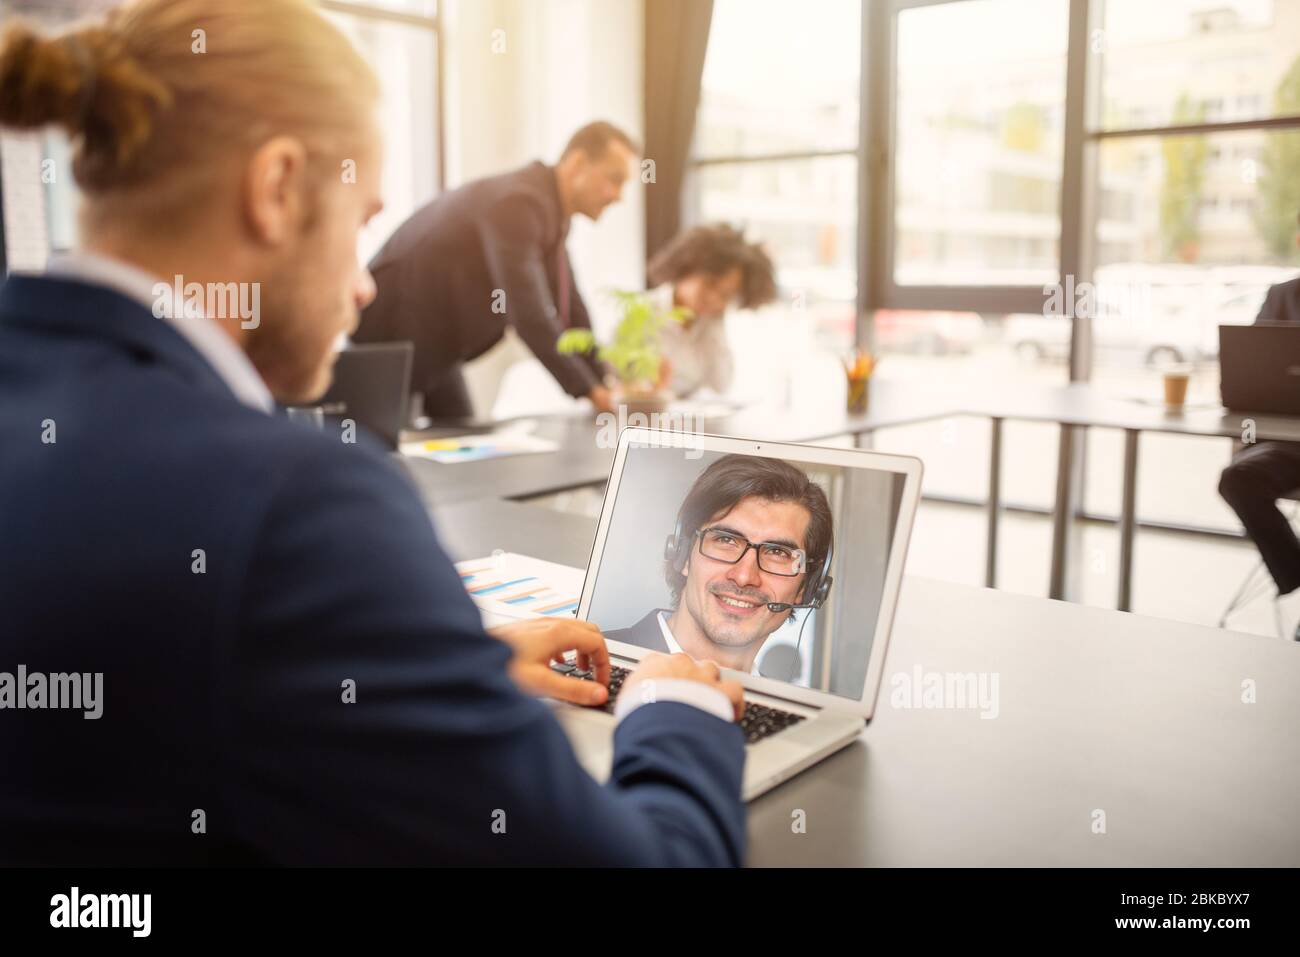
[242,136,310,246]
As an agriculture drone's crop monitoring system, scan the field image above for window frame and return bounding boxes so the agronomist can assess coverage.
[319,0,446,195]
[864,0,1300,381]
[685,0,1300,574]
[0,0,446,271]
[686,0,865,341]
[862,0,1300,560]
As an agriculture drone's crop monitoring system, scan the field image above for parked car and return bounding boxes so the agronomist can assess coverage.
[872,309,982,355]
[1006,264,1293,365]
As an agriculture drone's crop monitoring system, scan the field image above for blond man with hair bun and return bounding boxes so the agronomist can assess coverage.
[0,0,745,867]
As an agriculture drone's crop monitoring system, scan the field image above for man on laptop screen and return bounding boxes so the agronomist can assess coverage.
[605,455,833,676]
[568,431,920,799]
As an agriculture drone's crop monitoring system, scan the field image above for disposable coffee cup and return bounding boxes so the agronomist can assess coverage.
[1163,370,1190,409]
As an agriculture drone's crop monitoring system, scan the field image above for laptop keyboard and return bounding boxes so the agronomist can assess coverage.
[551,661,806,745]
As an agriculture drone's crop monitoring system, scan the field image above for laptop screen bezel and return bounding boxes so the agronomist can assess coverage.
[576,427,923,720]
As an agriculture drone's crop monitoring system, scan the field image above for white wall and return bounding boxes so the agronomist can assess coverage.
[0,133,49,272]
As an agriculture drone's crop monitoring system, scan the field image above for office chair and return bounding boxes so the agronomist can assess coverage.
[1219,440,1300,637]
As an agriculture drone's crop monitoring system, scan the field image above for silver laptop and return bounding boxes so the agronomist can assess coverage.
[551,427,922,801]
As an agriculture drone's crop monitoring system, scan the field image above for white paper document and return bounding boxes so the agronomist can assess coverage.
[455,552,586,625]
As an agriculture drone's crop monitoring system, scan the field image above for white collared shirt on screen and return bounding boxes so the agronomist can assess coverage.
[656,610,761,677]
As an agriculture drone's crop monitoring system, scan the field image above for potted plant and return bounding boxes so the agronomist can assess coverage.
[556,289,689,415]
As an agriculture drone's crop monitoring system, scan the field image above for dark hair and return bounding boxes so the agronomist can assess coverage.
[560,120,639,161]
[666,454,833,604]
[647,223,778,310]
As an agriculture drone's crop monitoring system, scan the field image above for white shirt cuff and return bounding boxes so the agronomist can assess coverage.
[613,678,734,725]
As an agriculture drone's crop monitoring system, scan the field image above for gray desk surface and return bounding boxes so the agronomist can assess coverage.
[401,416,616,506]
[430,499,1300,866]
[968,380,1300,442]
[401,380,961,506]
[402,381,1300,509]
[410,381,1300,614]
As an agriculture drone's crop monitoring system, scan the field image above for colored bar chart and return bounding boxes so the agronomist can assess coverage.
[456,553,585,622]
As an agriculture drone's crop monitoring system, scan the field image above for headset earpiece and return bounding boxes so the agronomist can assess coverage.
[664,520,688,574]
[807,540,834,609]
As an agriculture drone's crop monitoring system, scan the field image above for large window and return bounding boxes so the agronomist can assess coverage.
[322,1,442,263]
[1082,1,1300,537]
[686,0,1300,616]
[685,0,862,367]
[893,0,1069,287]
[871,0,1074,596]
[1,0,442,271]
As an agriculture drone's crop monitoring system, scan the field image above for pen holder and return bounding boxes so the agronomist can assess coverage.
[846,375,870,416]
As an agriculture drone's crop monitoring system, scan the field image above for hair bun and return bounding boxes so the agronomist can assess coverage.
[0,18,170,187]
[0,22,83,129]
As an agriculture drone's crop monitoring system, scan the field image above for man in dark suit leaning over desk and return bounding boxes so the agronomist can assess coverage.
[353,121,638,419]
[1219,210,1300,638]
[0,0,744,866]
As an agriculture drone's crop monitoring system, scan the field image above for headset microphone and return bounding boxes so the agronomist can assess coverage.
[765,599,818,612]
[767,539,834,614]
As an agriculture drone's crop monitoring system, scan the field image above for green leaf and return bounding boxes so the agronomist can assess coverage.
[556,328,596,354]
[572,287,691,385]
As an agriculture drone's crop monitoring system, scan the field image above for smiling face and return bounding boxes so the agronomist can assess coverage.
[558,140,636,221]
[677,495,810,655]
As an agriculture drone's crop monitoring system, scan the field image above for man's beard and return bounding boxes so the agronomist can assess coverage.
[244,280,340,405]
[687,581,774,649]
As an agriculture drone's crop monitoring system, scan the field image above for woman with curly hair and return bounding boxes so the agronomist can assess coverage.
[647,223,778,397]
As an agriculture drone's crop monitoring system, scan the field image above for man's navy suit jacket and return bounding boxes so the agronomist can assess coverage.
[0,275,745,865]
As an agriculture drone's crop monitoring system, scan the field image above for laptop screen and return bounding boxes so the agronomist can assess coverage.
[584,439,911,699]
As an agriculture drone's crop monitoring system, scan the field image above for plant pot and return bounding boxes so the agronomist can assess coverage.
[616,386,671,417]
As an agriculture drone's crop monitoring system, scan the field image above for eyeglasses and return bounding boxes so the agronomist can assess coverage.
[694,527,807,577]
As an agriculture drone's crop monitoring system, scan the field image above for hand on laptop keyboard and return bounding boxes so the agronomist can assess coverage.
[554,653,806,744]
[627,652,745,721]
[555,651,741,718]
[492,618,611,706]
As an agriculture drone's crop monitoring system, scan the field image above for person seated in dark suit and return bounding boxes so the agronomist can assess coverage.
[352,121,639,420]
[607,456,833,674]
[1218,210,1300,638]
[0,0,745,866]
